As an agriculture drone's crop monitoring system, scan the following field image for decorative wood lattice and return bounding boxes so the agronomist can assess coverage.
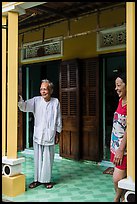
[21,37,63,63]
[97,24,126,51]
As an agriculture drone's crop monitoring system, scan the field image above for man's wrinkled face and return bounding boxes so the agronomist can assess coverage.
[40,82,52,101]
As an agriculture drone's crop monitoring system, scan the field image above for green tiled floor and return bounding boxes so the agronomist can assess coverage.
[2,152,115,202]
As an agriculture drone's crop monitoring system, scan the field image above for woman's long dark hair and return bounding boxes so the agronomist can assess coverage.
[114,71,126,85]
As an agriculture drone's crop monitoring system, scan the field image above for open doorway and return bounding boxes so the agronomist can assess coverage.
[100,52,126,161]
[22,60,61,153]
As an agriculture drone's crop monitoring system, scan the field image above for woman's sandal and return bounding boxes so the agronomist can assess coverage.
[44,182,53,189]
[29,181,41,189]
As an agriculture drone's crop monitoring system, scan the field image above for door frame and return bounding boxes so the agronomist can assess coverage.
[99,51,126,161]
[21,60,61,150]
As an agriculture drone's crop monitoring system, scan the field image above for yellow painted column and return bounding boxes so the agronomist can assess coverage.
[126,2,135,182]
[7,11,18,159]
[2,16,7,157]
[2,11,25,197]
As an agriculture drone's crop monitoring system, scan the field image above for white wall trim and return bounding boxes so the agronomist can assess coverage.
[2,2,47,16]
[118,176,135,191]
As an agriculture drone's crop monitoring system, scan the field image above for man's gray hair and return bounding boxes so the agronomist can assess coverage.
[41,79,54,90]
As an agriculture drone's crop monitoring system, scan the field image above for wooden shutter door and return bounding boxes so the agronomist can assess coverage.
[80,57,100,161]
[59,59,80,160]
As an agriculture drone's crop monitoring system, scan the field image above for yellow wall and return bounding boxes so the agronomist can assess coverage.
[19,6,125,64]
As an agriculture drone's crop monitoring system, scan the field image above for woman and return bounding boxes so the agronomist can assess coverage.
[110,73,127,202]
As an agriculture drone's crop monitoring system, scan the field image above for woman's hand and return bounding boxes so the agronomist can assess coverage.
[113,131,127,166]
[113,148,124,166]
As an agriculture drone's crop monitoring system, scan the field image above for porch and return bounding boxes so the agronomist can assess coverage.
[2,151,115,202]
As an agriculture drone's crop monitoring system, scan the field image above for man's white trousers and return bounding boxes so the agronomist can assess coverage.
[33,141,55,183]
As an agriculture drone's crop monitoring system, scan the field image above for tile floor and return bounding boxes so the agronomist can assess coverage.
[2,151,115,202]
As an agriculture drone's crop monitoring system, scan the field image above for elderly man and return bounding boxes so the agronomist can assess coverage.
[18,79,62,189]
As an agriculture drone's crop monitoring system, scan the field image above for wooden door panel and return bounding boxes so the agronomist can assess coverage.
[60,130,79,159]
[61,131,71,156]
[62,117,78,131]
[82,116,97,128]
[59,57,101,162]
[82,129,98,160]
[70,132,79,158]
[59,59,80,160]
[80,57,100,161]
